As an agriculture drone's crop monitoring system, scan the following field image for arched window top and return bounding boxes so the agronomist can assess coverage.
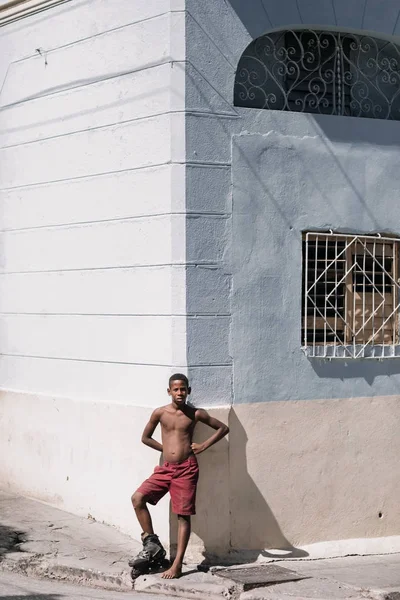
[234,29,400,120]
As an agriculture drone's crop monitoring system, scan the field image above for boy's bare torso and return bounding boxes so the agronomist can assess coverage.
[158,404,197,463]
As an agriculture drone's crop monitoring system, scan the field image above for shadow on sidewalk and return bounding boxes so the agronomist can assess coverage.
[0,596,61,600]
[0,525,62,599]
[0,524,27,562]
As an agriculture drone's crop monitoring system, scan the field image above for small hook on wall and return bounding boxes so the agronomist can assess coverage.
[35,47,48,67]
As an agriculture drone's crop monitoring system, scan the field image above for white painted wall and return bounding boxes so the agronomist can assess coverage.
[0,0,186,403]
[0,0,186,544]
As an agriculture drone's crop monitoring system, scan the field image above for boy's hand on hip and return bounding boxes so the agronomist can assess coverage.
[191,442,206,455]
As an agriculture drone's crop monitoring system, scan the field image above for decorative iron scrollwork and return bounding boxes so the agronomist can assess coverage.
[234,29,400,120]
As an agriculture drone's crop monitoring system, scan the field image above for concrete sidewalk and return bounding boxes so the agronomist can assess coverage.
[0,490,140,590]
[1,490,400,599]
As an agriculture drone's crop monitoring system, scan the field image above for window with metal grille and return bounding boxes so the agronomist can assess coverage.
[302,232,400,358]
[234,29,400,120]
[283,31,353,115]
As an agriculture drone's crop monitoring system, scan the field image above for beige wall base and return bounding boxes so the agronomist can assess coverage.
[188,396,400,561]
[1,393,399,559]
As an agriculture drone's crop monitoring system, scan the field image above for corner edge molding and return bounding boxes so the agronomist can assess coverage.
[0,0,71,26]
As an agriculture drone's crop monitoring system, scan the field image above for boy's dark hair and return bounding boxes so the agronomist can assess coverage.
[168,373,189,388]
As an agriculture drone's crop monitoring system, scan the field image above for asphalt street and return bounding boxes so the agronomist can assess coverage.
[0,571,168,600]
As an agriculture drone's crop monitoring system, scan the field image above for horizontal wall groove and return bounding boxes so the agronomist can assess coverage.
[187,364,232,369]
[0,162,232,193]
[0,109,186,151]
[0,262,221,275]
[0,212,230,234]
[185,111,238,120]
[0,312,231,318]
[187,314,231,319]
[0,353,233,368]
[0,162,180,192]
[186,163,231,170]
[10,9,185,64]
[0,59,185,111]
[0,264,209,276]
[1,109,236,144]
[185,160,231,167]
[0,353,182,367]
[0,56,235,113]
[1,108,238,152]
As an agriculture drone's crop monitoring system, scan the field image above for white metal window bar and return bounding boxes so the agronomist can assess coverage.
[302,232,400,358]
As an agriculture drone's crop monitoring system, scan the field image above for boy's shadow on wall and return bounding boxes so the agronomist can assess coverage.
[170,408,308,566]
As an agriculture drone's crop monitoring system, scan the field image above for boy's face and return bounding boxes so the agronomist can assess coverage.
[168,380,191,406]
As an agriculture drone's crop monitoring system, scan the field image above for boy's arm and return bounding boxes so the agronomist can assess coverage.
[191,409,229,455]
[141,408,163,452]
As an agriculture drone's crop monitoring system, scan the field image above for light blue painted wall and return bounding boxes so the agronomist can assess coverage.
[184,0,400,406]
[228,0,400,39]
[232,113,400,404]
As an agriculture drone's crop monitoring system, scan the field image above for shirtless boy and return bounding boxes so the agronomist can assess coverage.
[130,373,229,579]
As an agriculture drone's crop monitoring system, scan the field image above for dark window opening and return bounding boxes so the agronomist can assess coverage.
[234,29,400,120]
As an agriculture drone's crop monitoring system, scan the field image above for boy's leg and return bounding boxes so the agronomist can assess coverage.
[161,515,190,579]
[129,472,169,569]
[164,456,198,578]
[131,491,154,534]
[131,464,171,534]
[129,492,166,568]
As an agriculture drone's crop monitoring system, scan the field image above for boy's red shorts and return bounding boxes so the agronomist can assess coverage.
[136,455,199,515]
